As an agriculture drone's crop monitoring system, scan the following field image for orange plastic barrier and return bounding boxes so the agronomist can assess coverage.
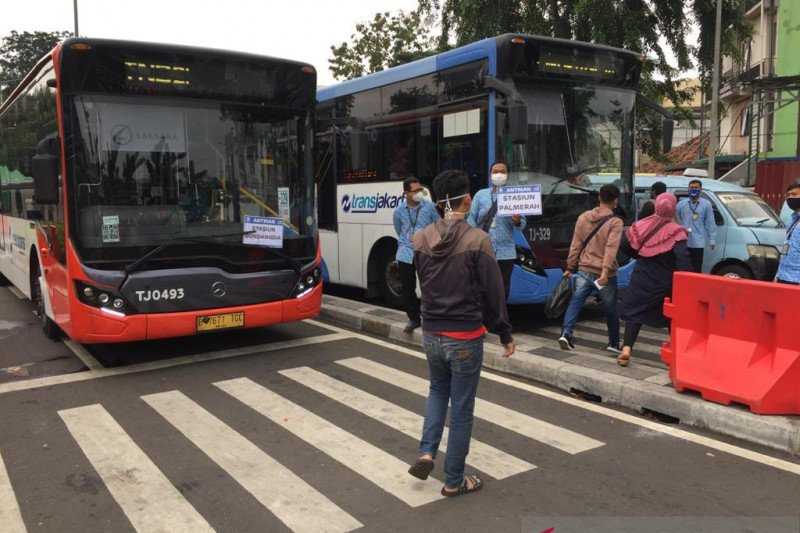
[661,272,800,415]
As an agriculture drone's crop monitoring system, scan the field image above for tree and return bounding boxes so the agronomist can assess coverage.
[0,30,71,97]
[328,10,435,80]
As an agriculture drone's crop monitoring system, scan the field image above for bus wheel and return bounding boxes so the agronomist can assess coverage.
[31,271,60,341]
[716,264,752,280]
[380,253,405,308]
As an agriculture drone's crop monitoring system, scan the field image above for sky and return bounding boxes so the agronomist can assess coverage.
[1,0,419,86]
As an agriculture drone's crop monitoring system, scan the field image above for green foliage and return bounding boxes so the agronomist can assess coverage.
[330,1,750,158]
[328,10,436,80]
[0,30,71,96]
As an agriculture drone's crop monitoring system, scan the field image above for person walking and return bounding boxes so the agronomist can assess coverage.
[676,179,716,273]
[617,193,691,367]
[407,169,515,498]
[467,162,526,297]
[393,177,439,333]
[637,181,667,219]
[775,181,800,285]
[558,184,624,353]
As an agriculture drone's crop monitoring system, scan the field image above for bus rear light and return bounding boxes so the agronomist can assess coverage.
[511,37,526,45]
[70,43,92,51]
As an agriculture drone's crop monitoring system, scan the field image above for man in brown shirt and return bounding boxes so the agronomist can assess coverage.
[558,184,624,352]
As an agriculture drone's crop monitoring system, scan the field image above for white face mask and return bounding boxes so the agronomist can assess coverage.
[412,191,425,203]
[491,173,508,187]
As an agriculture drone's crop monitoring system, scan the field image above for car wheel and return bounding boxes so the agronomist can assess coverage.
[716,264,753,280]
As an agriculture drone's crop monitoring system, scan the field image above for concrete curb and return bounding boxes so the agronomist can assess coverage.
[319,300,800,455]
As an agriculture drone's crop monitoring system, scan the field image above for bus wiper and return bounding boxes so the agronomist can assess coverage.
[754,218,771,225]
[124,231,302,275]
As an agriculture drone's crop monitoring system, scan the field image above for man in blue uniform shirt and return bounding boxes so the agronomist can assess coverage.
[676,179,717,272]
[393,177,440,333]
[776,181,800,285]
[467,162,526,297]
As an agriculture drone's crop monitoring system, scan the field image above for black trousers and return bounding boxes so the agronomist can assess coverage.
[623,321,642,349]
[688,247,704,273]
[398,261,420,322]
[498,259,515,299]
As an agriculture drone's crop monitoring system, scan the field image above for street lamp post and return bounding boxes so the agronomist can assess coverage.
[73,0,79,37]
[708,0,723,179]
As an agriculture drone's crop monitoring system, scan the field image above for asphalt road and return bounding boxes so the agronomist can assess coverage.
[1,311,799,532]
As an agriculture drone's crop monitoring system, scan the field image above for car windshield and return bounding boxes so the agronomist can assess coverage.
[66,94,315,269]
[716,192,783,228]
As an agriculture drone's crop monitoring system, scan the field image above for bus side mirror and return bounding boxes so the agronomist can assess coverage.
[33,154,60,205]
[509,103,528,145]
[661,118,674,153]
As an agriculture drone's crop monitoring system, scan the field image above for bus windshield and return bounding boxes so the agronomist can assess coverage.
[67,94,314,269]
[505,85,634,193]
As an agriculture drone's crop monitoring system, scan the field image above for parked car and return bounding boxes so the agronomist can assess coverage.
[632,176,784,280]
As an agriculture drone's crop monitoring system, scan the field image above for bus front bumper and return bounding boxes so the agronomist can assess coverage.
[69,283,322,344]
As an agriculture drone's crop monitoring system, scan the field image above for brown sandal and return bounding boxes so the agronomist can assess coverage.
[441,475,483,497]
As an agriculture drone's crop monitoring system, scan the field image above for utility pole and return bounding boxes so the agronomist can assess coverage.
[708,0,723,179]
[73,0,79,37]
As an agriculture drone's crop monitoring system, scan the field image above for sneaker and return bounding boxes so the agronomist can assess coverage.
[403,319,421,334]
[558,335,575,351]
[605,344,622,355]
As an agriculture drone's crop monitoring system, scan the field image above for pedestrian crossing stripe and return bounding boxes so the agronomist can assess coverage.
[58,404,214,533]
[280,366,535,479]
[215,377,445,507]
[336,357,605,454]
[143,390,362,533]
[0,450,26,533]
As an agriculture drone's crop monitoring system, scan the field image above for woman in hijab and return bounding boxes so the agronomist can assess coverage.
[618,193,691,367]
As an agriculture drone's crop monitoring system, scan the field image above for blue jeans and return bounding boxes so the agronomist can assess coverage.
[561,272,620,346]
[419,333,483,487]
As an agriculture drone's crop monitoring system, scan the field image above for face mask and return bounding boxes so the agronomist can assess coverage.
[689,189,701,199]
[491,173,508,187]
[787,198,800,211]
[412,192,425,203]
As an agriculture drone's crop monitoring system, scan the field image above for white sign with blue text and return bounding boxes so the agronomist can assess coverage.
[497,185,543,216]
[243,216,283,248]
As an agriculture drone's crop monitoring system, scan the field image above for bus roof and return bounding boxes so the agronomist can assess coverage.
[59,37,316,72]
[317,33,641,102]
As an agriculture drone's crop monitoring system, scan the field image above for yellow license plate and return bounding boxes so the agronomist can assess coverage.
[196,312,244,332]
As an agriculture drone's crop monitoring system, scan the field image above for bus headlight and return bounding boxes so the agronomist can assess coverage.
[747,244,780,260]
[293,267,322,298]
[75,281,130,314]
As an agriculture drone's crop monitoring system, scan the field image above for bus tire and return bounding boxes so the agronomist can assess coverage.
[378,248,405,309]
[716,264,752,280]
[31,267,60,341]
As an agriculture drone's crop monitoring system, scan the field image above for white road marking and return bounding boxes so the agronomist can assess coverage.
[0,332,348,396]
[59,404,213,533]
[0,451,26,533]
[62,340,103,370]
[215,377,444,507]
[143,390,361,533]
[337,358,604,454]
[280,366,534,479]
[310,319,800,477]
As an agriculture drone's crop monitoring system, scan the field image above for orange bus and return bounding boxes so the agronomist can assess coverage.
[0,38,322,343]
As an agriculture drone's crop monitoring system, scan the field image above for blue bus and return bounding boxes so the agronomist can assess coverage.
[316,34,644,305]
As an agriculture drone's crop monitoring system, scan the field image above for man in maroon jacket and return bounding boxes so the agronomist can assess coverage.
[406,169,514,498]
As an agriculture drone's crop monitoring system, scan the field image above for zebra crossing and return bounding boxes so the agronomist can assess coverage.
[0,355,608,533]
